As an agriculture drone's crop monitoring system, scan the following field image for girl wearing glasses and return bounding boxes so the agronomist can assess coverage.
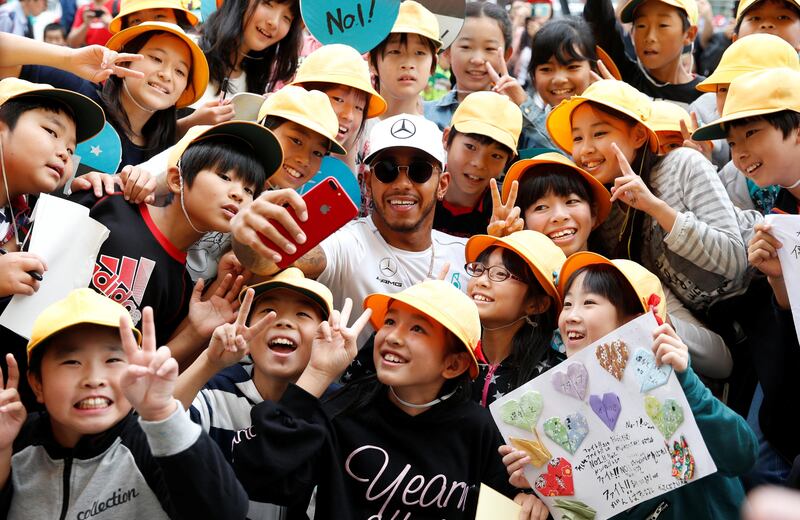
[463,230,566,406]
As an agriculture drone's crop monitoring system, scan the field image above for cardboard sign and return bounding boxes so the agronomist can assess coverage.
[414,0,465,50]
[296,156,362,207]
[765,213,800,345]
[489,313,716,520]
[301,0,401,53]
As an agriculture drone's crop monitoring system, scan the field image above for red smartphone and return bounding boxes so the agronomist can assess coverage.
[259,177,358,269]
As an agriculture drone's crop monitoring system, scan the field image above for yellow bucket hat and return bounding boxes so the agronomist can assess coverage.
[258,85,346,155]
[105,21,208,108]
[0,77,105,143]
[167,121,283,179]
[693,67,800,141]
[620,0,699,25]
[240,267,333,320]
[546,79,659,154]
[291,44,387,119]
[465,230,567,312]
[451,91,522,153]
[390,0,442,49]
[557,252,667,319]
[364,280,481,379]
[27,289,141,361]
[737,0,800,21]
[696,34,800,92]
[109,0,199,33]
[503,152,612,228]
[648,100,691,133]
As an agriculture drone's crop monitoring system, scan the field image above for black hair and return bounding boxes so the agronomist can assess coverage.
[445,128,515,160]
[515,164,596,215]
[262,112,336,156]
[298,81,370,147]
[27,324,121,377]
[369,32,438,91]
[633,2,692,30]
[529,17,599,79]
[179,136,267,196]
[465,2,512,49]
[734,0,800,33]
[563,264,643,320]
[201,0,302,95]
[477,246,557,388]
[0,97,75,132]
[43,22,65,36]
[101,30,184,153]
[726,110,800,139]
[121,10,193,31]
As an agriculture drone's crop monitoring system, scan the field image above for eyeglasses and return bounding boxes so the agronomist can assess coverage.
[464,262,523,282]
[370,159,438,184]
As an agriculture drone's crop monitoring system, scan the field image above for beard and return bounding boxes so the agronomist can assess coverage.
[371,195,437,234]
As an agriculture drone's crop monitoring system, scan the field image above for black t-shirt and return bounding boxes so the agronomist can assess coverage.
[433,188,493,238]
[70,192,192,344]
[20,65,158,168]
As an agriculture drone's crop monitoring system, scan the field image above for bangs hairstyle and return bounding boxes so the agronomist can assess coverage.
[476,246,556,387]
[101,30,184,154]
[633,3,692,30]
[369,33,438,90]
[515,164,595,214]
[445,128,515,160]
[0,96,76,132]
[725,110,800,139]
[564,264,643,320]
[121,10,193,30]
[201,0,302,95]
[465,1,512,48]
[180,136,268,196]
[734,0,800,33]
[529,17,599,78]
[299,81,370,145]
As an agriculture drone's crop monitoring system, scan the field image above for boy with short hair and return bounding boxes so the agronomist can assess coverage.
[69,121,281,362]
[433,91,521,237]
[733,0,800,50]
[585,0,703,104]
[42,23,66,45]
[0,288,249,519]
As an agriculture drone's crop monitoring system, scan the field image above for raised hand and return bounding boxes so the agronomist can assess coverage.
[590,58,616,83]
[0,355,26,451]
[486,54,528,106]
[499,444,533,489]
[119,307,179,422]
[68,45,144,83]
[652,323,689,373]
[748,222,783,278]
[487,178,525,237]
[679,112,713,161]
[187,275,245,339]
[609,143,661,214]
[205,288,275,371]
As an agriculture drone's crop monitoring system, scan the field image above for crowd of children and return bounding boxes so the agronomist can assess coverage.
[0,0,799,517]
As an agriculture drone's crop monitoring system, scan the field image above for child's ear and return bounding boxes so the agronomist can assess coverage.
[442,127,451,150]
[631,123,649,150]
[166,166,182,195]
[683,25,698,46]
[28,371,45,404]
[525,295,552,316]
[437,170,450,200]
[367,53,378,75]
[504,46,513,62]
[442,351,471,379]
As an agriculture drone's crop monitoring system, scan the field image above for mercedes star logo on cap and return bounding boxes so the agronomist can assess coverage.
[390,118,416,139]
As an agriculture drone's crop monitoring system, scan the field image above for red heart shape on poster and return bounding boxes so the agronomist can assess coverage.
[534,457,574,496]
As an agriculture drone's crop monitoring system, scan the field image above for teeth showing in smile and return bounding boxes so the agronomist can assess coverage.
[567,331,585,341]
[269,337,297,353]
[389,200,415,206]
[583,160,603,170]
[147,82,168,94]
[284,165,303,179]
[549,229,576,240]
[745,162,762,174]
[465,174,483,182]
[257,27,271,39]
[551,88,573,95]
[383,353,406,364]
[472,294,493,303]
[338,126,348,135]
[76,397,111,409]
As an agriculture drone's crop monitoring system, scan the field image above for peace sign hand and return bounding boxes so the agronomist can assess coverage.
[486,52,528,106]
[608,143,660,214]
[119,308,179,422]
[679,112,713,161]
[205,288,276,371]
[487,178,525,237]
[0,354,26,452]
[589,59,616,83]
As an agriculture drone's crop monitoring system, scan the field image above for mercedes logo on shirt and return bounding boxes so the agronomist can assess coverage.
[379,257,398,277]
[390,118,416,139]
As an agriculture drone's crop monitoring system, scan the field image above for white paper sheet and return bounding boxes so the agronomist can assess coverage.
[765,214,800,346]
[489,313,716,520]
[476,484,521,519]
[0,194,109,339]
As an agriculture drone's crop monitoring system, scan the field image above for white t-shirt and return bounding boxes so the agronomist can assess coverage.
[318,217,468,346]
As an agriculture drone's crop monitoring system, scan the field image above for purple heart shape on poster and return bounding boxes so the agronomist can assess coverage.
[590,392,622,431]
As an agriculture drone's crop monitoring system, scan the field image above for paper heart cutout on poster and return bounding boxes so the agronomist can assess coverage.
[499,391,544,431]
[632,348,672,392]
[510,430,552,467]
[595,340,629,381]
[589,392,622,431]
[535,457,575,496]
[544,413,589,454]
[551,362,589,401]
[645,395,684,439]
[666,435,695,482]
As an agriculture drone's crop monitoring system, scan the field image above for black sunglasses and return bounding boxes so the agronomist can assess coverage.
[370,159,438,184]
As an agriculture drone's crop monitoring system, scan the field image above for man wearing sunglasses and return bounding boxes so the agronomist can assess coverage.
[231,114,471,347]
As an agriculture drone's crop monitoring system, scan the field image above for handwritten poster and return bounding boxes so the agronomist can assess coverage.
[489,313,716,520]
[301,0,401,53]
[765,214,800,346]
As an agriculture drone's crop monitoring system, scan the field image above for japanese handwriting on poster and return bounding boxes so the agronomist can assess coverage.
[765,214,800,345]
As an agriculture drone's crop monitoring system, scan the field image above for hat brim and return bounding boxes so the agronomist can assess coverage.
[364,292,479,379]
[27,321,141,361]
[106,22,208,108]
[692,106,800,141]
[547,97,660,154]
[465,234,562,312]
[109,5,200,33]
[200,121,284,179]
[503,157,611,228]
[454,119,518,155]
[242,280,332,320]
[262,107,347,155]
[391,25,443,49]
[620,0,697,24]
[14,89,105,143]
[595,46,622,81]
[291,73,388,119]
